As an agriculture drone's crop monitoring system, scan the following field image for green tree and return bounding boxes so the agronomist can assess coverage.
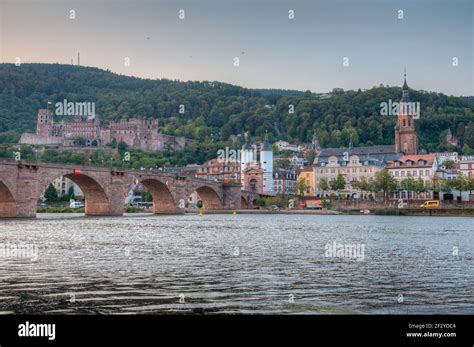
[108,138,117,148]
[441,159,455,169]
[67,186,75,199]
[330,174,346,193]
[318,177,330,195]
[274,158,290,170]
[256,197,267,206]
[374,169,397,204]
[44,183,58,202]
[141,191,153,202]
[413,177,425,199]
[296,177,308,197]
[452,173,469,200]
[118,140,128,153]
[462,144,474,155]
[75,137,86,146]
[304,150,316,166]
[353,176,375,198]
[400,176,416,201]
[0,131,20,144]
[440,179,453,193]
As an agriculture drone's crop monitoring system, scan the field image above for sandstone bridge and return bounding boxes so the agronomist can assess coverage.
[0,160,261,218]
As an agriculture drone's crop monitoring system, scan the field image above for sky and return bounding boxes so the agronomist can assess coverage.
[0,0,473,96]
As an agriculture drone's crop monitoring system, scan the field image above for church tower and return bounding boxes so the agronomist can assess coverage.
[394,71,418,154]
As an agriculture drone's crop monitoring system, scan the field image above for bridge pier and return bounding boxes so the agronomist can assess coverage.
[15,165,40,218]
[222,184,241,210]
[96,174,128,216]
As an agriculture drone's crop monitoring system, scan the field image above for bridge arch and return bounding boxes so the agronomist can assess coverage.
[139,178,177,214]
[251,198,257,208]
[193,186,223,210]
[0,181,16,217]
[39,173,110,216]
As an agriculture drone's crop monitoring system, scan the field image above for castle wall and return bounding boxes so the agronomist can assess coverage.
[19,133,63,145]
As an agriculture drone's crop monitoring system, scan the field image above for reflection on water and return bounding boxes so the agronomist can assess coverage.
[0,213,472,314]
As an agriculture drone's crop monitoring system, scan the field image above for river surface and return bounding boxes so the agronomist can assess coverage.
[0,213,472,314]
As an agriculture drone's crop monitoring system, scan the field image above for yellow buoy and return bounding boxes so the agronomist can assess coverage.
[232,210,237,215]
[198,210,203,217]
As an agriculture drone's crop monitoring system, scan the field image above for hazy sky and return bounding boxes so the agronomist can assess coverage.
[1,0,472,95]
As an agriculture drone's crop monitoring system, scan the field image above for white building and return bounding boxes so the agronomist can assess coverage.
[460,156,474,178]
[434,152,459,165]
[315,155,385,197]
[275,140,300,152]
[386,154,437,185]
[386,154,437,200]
[260,137,274,195]
[240,135,274,195]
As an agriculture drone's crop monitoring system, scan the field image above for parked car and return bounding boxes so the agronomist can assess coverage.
[267,205,279,211]
[70,201,85,209]
[420,200,440,208]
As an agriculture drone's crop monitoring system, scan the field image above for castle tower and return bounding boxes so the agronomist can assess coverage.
[36,109,54,137]
[260,133,274,194]
[394,71,418,154]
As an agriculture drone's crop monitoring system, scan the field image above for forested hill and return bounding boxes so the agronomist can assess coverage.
[1,63,473,153]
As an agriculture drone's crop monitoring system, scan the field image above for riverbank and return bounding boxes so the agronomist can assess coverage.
[35,207,474,217]
[186,208,474,217]
[185,209,343,215]
[344,208,474,217]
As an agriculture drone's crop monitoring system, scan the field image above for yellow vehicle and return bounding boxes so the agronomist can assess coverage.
[420,200,440,208]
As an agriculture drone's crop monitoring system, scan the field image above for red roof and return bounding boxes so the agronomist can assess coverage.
[387,154,435,168]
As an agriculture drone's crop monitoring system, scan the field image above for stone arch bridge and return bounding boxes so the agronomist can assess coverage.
[0,160,244,218]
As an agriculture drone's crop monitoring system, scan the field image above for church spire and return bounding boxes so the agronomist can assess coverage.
[402,68,409,102]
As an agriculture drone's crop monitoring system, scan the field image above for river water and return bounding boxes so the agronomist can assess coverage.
[0,213,472,314]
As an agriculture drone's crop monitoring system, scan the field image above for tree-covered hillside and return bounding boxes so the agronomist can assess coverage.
[0,63,473,154]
